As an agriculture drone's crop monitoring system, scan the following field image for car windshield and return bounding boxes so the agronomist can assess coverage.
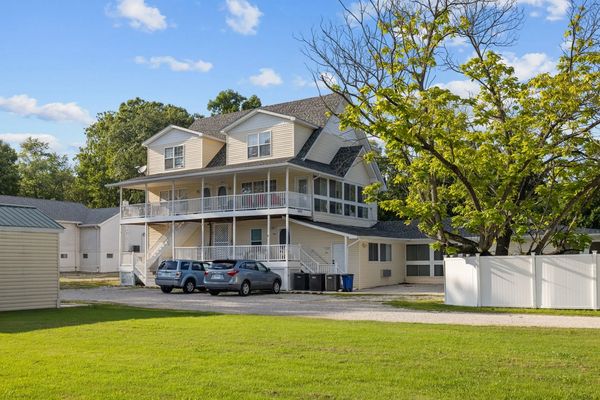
[209,261,236,270]
[159,261,178,271]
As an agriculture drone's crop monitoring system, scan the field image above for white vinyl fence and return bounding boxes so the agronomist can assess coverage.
[445,253,600,309]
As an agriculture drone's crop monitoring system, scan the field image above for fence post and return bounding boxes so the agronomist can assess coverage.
[530,252,537,308]
[475,253,481,307]
[593,251,598,310]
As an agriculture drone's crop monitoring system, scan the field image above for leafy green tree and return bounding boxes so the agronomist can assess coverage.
[207,89,262,115]
[74,98,194,207]
[17,138,74,200]
[305,0,600,255]
[0,140,19,195]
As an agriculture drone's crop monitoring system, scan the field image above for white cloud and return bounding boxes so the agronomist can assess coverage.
[517,0,569,21]
[225,0,262,35]
[292,76,310,88]
[0,133,63,152]
[0,94,94,125]
[437,80,481,98]
[502,52,556,80]
[249,68,283,87]
[445,35,469,48]
[317,72,338,90]
[134,56,213,72]
[113,0,167,32]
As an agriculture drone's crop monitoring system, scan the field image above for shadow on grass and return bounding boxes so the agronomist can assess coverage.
[0,304,219,334]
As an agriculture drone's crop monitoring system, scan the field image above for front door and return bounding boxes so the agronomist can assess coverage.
[279,229,289,245]
[213,223,231,259]
[333,244,346,273]
[297,178,308,194]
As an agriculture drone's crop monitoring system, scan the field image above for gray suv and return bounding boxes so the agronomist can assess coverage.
[155,259,209,294]
[204,259,282,296]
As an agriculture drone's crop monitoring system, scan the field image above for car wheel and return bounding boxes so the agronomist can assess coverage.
[182,279,195,294]
[160,286,173,293]
[272,280,281,294]
[209,290,220,296]
[239,280,251,296]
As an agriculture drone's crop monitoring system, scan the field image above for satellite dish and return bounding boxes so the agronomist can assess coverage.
[137,165,147,175]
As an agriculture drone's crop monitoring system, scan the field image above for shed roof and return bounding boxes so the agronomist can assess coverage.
[0,204,64,231]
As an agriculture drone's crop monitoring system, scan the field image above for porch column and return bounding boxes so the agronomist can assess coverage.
[233,173,237,212]
[285,214,289,263]
[200,177,205,214]
[267,169,271,208]
[233,217,237,259]
[171,180,175,259]
[267,214,271,261]
[201,218,205,260]
[144,222,148,270]
[119,187,123,218]
[171,220,175,259]
[344,236,348,274]
[285,167,290,263]
[285,167,289,206]
[118,187,123,270]
[171,181,175,215]
[144,184,148,217]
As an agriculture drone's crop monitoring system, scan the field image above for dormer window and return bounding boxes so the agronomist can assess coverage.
[248,131,271,159]
[165,146,184,170]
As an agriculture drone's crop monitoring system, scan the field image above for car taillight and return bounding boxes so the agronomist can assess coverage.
[227,270,238,277]
[204,271,209,276]
[175,271,181,278]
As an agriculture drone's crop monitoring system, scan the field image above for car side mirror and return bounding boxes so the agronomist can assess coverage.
[266,268,271,272]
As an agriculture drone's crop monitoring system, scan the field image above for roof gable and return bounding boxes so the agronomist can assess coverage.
[142,125,225,147]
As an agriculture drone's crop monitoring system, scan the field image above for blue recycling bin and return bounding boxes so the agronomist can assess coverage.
[341,274,354,292]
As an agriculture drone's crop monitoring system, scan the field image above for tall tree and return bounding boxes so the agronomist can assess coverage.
[304,0,600,255]
[207,89,262,115]
[17,138,74,200]
[74,98,194,207]
[0,140,19,195]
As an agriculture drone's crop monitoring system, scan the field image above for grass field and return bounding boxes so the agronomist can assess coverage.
[387,298,600,317]
[59,276,120,289]
[1,305,600,399]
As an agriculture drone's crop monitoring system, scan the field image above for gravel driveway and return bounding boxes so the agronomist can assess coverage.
[61,287,600,329]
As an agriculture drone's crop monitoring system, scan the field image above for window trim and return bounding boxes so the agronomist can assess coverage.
[247,130,272,159]
[164,145,184,170]
[405,242,444,277]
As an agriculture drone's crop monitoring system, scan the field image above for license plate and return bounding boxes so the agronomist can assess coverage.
[212,273,224,280]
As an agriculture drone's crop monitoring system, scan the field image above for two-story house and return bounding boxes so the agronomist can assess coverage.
[112,94,446,289]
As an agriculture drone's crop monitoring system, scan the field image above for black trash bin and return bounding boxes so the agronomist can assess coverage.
[309,273,326,291]
[292,273,309,290]
[325,274,341,291]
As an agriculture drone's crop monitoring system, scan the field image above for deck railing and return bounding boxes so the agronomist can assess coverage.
[175,244,300,262]
[121,191,311,219]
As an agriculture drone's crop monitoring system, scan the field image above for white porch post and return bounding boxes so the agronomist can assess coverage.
[118,187,123,269]
[344,235,348,274]
[267,169,271,208]
[144,184,148,217]
[232,217,236,259]
[201,219,205,260]
[171,181,175,259]
[285,167,289,206]
[285,167,289,263]
[233,173,237,259]
[285,214,289,263]
[201,177,205,214]
[267,215,271,261]
[144,222,148,271]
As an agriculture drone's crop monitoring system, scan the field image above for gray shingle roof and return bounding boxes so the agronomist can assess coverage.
[0,196,118,225]
[0,204,64,230]
[188,94,341,138]
[295,218,429,239]
[206,145,226,168]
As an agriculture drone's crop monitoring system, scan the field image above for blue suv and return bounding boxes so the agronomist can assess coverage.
[155,259,209,294]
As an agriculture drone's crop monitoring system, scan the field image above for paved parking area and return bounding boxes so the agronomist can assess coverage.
[62,287,600,329]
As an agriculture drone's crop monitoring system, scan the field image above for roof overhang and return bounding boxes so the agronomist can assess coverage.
[142,125,226,147]
[290,219,358,239]
[220,109,319,133]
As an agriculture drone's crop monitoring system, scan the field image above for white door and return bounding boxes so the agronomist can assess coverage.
[213,223,231,259]
[332,244,346,273]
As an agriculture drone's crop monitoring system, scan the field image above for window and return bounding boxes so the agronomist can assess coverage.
[434,265,444,276]
[192,262,204,271]
[106,253,113,259]
[257,263,268,272]
[329,180,342,199]
[314,178,328,196]
[241,182,253,194]
[407,265,431,276]
[180,261,190,271]
[242,180,276,194]
[357,206,369,219]
[159,260,178,270]
[314,198,328,212]
[406,244,430,261]
[60,254,68,259]
[251,229,262,246]
[344,203,356,217]
[244,262,258,271]
[357,186,365,203]
[203,187,211,198]
[83,253,88,259]
[344,183,356,202]
[164,145,184,169]
[368,243,379,261]
[297,178,308,194]
[160,189,188,202]
[248,131,271,158]
[329,201,342,215]
[380,244,392,262]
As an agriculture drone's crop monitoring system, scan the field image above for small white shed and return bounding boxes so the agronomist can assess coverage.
[0,203,63,311]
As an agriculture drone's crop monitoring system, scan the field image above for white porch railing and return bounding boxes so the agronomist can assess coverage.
[121,191,311,219]
[175,244,300,262]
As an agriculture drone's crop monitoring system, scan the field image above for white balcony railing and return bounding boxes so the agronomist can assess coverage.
[121,191,311,219]
[175,244,300,262]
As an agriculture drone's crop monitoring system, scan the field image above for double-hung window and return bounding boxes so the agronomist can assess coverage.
[250,229,262,246]
[164,146,184,170]
[406,244,444,276]
[248,131,271,159]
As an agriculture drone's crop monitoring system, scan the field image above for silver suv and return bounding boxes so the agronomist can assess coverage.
[155,259,209,294]
[204,259,282,296]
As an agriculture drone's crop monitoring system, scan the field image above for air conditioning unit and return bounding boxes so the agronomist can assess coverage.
[381,269,392,278]
[129,245,141,253]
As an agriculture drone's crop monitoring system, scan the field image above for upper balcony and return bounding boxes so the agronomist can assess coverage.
[121,191,312,222]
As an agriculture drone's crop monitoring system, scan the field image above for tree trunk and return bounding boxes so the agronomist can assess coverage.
[495,226,513,256]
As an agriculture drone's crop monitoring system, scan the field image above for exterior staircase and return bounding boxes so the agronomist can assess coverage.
[298,247,339,274]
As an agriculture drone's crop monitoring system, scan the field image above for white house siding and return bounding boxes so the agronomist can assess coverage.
[294,124,314,154]
[58,221,79,272]
[202,140,223,167]
[226,114,295,165]
[80,228,100,272]
[356,239,404,289]
[146,129,206,175]
[306,132,347,164]
[101,217,144,273]
[0,230,59,311]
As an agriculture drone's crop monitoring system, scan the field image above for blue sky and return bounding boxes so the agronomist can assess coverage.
[0,0,573,159]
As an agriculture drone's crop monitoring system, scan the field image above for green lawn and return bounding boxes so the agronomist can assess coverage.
[1,305,600,399]
[59,277,121,289]
[387,298,600,317]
